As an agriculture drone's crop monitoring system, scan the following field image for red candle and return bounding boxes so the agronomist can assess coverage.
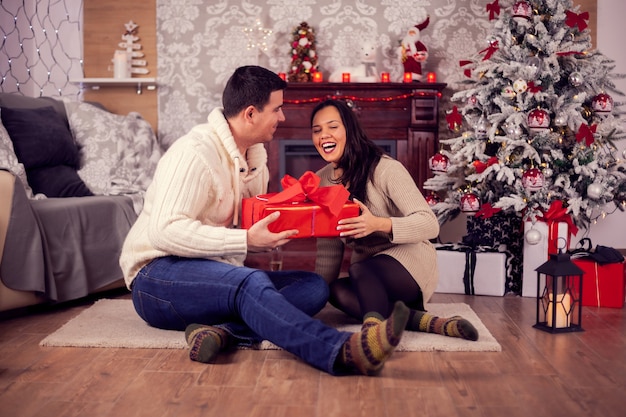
[312,72,323,82]
[403,72,413,83]
[427,72,436,83]
[278,72,286,81]
[342,73,351,83]
[380,72,390,83]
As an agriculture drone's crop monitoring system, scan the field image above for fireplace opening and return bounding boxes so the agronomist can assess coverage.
[279,139,397,189]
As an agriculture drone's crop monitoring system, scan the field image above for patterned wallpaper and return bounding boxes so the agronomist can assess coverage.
[156,0,498,147]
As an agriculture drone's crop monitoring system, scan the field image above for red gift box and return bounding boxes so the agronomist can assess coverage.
[241,171,359,238]
[573,259,625,308]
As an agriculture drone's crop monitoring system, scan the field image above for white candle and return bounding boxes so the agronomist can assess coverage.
[547,293,571,328]
[113,51,129,79]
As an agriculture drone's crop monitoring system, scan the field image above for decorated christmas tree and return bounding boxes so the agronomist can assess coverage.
[424,0,626,233]
[287,22,319,82]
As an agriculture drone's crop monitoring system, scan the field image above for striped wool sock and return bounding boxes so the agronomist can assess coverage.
[340,301,409,376]
[408,311,479,341]
[185,324,230,363]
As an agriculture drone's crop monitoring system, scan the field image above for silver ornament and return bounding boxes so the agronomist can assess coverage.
[569,72,583,87]
[587,183,603,199]
[525,228,542,245]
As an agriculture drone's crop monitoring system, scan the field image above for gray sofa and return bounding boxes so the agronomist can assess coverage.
[0,92,161,312]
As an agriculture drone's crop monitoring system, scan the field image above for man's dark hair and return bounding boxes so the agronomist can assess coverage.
[222,66,287,118]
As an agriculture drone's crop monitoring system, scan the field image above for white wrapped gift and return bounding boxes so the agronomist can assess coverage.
[435,249,507,296]
[521,221,569,297]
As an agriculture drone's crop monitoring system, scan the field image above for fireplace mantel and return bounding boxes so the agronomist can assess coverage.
[267,82,447,192]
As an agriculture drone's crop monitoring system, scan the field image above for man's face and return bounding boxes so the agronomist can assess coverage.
[254,90,286,143]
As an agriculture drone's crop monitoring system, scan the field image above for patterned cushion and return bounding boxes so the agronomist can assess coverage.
[64,100,162,212]
[0,116,35,198]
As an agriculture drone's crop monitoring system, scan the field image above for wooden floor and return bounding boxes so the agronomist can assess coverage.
[0,291,624,417]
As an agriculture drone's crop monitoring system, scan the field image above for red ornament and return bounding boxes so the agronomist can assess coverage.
[527,108,550,132]
[522,168,544,192]
[512,1,532,21]
[425,193,440,207]
[592,93,614,114]
[429,153,450,175]
[460,192,481,213]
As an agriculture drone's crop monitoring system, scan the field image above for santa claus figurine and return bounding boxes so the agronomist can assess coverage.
[400,16,430,81]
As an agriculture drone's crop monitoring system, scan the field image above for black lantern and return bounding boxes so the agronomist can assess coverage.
[534,250,584,333]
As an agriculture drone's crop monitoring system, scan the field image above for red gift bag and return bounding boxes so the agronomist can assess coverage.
[573,258,625,308]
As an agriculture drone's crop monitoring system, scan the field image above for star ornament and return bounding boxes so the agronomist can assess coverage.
[244,19,273,52]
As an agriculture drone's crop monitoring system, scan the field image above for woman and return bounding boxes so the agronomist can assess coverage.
[311,99,477,341]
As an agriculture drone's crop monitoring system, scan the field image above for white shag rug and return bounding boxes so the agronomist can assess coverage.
[40,299,501,352]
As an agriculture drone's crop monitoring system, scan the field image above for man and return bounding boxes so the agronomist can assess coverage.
[119,65,409,376]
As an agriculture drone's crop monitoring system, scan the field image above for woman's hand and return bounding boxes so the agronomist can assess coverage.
[247,212,298,252]
[336,198,392,238]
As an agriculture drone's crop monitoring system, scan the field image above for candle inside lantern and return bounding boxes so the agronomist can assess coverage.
[547,292,571,328]
[381,72,390,83]
[312,72,323,83]
[427,72,437,83]
[403,72,413,83]
[342,73,351,83]
[278,72,286,81]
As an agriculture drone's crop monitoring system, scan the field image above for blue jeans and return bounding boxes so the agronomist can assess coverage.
[131,256,352,374]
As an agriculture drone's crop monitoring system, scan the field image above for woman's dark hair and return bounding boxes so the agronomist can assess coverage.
[222,66,287,118]
[310,99,383,203]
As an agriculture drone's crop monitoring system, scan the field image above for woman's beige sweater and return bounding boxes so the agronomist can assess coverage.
[315,156,440,304]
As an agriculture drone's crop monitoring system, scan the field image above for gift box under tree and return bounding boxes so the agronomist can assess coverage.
[463,209,523,295]
[241,171,359,238]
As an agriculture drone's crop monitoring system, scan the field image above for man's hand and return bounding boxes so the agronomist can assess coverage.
[247,211,298,252]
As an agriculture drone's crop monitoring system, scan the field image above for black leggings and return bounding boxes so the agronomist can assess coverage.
[328,254,424,320]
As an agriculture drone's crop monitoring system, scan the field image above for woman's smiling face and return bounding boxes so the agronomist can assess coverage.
[311,105,346,166]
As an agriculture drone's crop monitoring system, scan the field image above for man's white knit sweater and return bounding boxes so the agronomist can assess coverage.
[119,108,269,288]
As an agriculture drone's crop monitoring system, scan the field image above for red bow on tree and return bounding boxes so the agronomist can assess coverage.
[479,41,499,60]
[527,81,542,93]
[539,200,579,238]
[473,156,499,174]
[474,203,502,219]
[576,123,597,146]
[459,60,473,78]
[267,171,349,217]
[446,106,463,131]
[565,10,589,31]
[486,0,500,20]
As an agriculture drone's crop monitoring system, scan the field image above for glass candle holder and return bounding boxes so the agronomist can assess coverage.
[381,72,390,83]
[342,73,351,83]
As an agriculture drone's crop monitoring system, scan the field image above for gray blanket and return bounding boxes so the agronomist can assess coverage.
[1,176,136,302]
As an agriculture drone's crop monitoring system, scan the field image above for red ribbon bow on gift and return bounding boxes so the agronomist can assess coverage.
[565,10,589,31]
[267,171,350,217]
[538,200,579,238]
[474,202,502,219]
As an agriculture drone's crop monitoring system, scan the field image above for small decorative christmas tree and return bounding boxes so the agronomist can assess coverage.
[288,22,319,82]
[118,20,148,76]
[424,0,626,232]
